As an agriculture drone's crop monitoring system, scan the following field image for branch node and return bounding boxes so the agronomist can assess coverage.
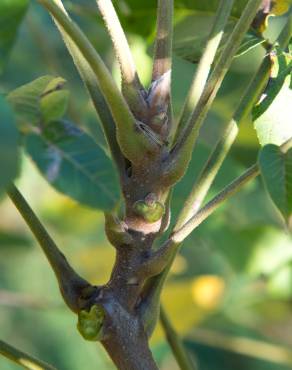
[77,304,105,341]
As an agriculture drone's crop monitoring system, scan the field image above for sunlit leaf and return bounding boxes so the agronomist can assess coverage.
[272,0,292,14]
[0,0,29,73]
[259,144,292,225]
[25,119,120,210]
[0,95,19,194]
[253,51,292,146]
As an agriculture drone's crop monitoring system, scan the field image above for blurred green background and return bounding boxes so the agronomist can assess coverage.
[1,1,292,369]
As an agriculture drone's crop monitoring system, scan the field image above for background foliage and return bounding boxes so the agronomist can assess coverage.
[0,0,292,369]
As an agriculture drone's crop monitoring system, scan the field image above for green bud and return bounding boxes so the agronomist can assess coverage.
[77,305,104,341]
[105,213,133,246]
[147,71,171,111]
[133,198,165,223]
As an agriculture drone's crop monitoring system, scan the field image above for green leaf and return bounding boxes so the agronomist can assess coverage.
[25,119,120,210]
[0,231,31,249]
[7,75,70,129]
[253,52,292,146]
[259,144,292,225]
[40,89,70,123]
[0,95,19,194]
[40,78,69,123]
[7,75,56,127]
[0,0,29,73]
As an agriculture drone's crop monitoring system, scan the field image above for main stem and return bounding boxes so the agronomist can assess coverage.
[102,321,158,370]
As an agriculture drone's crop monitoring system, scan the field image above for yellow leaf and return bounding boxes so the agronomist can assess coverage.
[191,275,225,311]
[150,280,204,344]
[254,0,292,33]
[272,0,292,15]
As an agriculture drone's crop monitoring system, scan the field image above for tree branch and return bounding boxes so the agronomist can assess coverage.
[7,184,90,313]
[152,0,173,81]
[172,164,260,243]
[142,164,260,275]
[50,0,125,179]
[174,122,238,230]
[164,0,262,184]
[96,0,141,88]
[174,0,235,140]
[174,12,292,229]
[0,339,57,370]
[139,163,259,334]
[38,0,157,164]
[140,136,292,338]
[280,137,292,153]
[96,0,147,119]
[160,307,198,370]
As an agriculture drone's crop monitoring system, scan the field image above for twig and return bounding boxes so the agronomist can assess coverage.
[7,184,90,313]
[0,339,57,370]
[174,12,292,229]
[38,0,155,164]
[174,134,291,242]
[166,0,262,180]
[144,163,260,277]
[96,0,147,117]
[174,122,238,230]
[96,0,141,88]
[152,0,173,81]
[280,137,292,153]
[50,0,125,178]
[141,136,292,333]
[172,164,260,243]
[175,0,235,140]
[140,163,259,332]
[160,307,198,370]
[147,166,259,351]
[144,159,262,311]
